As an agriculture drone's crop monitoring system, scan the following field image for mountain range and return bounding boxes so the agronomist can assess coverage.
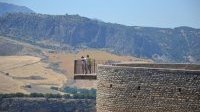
[0,2,200,63]
[0,2,34,16]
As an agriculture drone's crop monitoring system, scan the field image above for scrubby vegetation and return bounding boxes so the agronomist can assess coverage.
[0,93,96,112]
[0,89,96,99]
[47,62,67,74]
[64,87,96,99]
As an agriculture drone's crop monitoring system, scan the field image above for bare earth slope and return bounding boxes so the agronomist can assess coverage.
[0,56,66,93]
[0,50,151,93]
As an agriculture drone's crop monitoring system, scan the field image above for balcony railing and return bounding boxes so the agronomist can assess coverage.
[74,59,114,80]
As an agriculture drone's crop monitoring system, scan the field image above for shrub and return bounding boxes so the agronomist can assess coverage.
[73,93,84,99]
[64,87,77,94]
[30,93,44,97]
[63,94,71,99]
[50,86,59,91]
[15,92,25,97]
[44,93,62,98]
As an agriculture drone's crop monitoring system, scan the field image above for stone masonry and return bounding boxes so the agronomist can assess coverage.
[97,64,200,112]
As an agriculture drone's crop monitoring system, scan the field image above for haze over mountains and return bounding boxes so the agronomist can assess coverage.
[0,2,34,16]
[0,2,200,63]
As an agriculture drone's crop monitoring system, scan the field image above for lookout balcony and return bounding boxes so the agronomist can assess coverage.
[73,59,111,80]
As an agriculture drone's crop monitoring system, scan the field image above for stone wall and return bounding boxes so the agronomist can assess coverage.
[97,64,200,112]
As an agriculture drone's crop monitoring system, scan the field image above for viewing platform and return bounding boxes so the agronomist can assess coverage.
[74,74,97,80]
[73,59,110,80]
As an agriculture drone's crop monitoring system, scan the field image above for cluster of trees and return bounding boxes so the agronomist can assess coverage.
[0,92,95,99]
[0,93,62,99]
[0,87,96,99]
[63,87,96,99]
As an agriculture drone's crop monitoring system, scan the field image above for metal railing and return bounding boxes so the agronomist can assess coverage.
[74,59,114,74]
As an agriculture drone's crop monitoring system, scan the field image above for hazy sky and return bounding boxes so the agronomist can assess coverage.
[1,0,200,28]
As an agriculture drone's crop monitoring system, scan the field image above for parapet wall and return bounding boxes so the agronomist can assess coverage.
[97,63,200,112]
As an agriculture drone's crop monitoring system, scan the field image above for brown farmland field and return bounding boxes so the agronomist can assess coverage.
[0,56,66,93]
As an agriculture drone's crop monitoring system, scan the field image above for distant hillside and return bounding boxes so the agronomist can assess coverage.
[0,2,34,16]
[0,13,200,63]
[0,36,43,56]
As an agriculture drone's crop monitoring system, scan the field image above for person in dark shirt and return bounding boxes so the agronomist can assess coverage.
[86,55,92,74]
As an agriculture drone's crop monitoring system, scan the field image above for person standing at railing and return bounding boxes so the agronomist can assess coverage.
[86,55,92,74]
[81,56,86,74]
